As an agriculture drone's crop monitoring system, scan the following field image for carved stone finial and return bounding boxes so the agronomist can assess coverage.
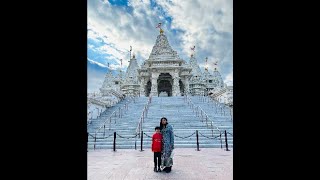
[160,28,164,34]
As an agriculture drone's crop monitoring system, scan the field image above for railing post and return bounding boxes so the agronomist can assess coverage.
[135,134,137,150]
[103,124,105,137]
[141,119,143,132]
[224,130,230,151]
[220,132,222,149]
[94,134,96,150]
[206,116,208,126]
[196,130,200,151]
[140,131,144,151]
[113,132,116,152]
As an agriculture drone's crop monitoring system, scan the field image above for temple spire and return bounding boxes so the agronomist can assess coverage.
[190,45,195,57]
[213,59,218,71]
[205,57,208,71]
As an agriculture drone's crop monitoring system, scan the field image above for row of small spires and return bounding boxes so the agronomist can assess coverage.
[104,26,218,71]
[108,54,217,71]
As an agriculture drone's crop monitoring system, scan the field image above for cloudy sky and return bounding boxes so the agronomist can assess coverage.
[88,0,233,92]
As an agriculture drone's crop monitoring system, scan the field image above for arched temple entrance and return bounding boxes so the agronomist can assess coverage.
[157,73,172,96]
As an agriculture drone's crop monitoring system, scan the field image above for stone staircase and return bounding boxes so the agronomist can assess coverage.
[87,96,149,149]
[87,98,128,132]
[141,96,232,148]
[189,96,233,135]
[87,96,233,149]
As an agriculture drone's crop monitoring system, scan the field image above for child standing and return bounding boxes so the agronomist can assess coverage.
[152,126,163,172]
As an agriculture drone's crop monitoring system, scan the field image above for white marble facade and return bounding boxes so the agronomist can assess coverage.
[100,30,225,97]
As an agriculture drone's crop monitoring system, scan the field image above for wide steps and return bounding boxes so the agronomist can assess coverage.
[88,96,233,149]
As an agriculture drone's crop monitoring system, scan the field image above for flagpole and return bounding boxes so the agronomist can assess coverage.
[129,46,132,61]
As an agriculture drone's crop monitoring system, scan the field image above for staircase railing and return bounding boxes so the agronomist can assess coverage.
[210,88,227,98]
[198,96,232,118]
[136,95,152,137]
[91,97,134,143]
[185,95,221,137]
[209,96,233,120]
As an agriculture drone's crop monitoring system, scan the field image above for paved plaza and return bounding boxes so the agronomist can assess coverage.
[88,148,233,180]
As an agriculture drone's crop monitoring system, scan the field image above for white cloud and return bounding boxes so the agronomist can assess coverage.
[88,58,108,68]
[88,0,161,64]
[87,30,102,42]
[88,0,233,88]
[87,70,105,93]
[224,72,233,86]
[155,0,232,59]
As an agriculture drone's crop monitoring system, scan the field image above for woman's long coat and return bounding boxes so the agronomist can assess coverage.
[161,124,174,167]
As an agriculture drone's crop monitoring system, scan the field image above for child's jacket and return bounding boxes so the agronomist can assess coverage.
[152,133,163,152]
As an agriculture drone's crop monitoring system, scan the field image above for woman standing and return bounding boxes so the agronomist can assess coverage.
[159,117,174,173]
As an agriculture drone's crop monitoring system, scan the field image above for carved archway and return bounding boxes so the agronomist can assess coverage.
[157,73,173,96]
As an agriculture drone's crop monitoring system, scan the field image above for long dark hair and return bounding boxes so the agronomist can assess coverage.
[159,117,168,130]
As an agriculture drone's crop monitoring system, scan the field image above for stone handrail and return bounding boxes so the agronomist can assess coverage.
[135,95,152,135]
[185,95,221,134]
[94,97,133,136]
[210,88,227,98]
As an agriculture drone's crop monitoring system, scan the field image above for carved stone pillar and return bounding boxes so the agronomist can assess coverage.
[140,78,145,96]
[172,73,181,96]
[184,77,190,95]
[150,73,158,96]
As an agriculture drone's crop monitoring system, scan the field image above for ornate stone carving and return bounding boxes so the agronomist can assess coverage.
[99,30,225,97]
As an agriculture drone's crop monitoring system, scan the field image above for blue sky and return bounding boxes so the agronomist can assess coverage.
[88,0,233,92]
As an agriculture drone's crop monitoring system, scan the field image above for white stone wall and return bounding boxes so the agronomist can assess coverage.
[209,86,233,106]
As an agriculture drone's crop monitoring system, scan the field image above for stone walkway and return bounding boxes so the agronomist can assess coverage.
[88,148,233,180]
